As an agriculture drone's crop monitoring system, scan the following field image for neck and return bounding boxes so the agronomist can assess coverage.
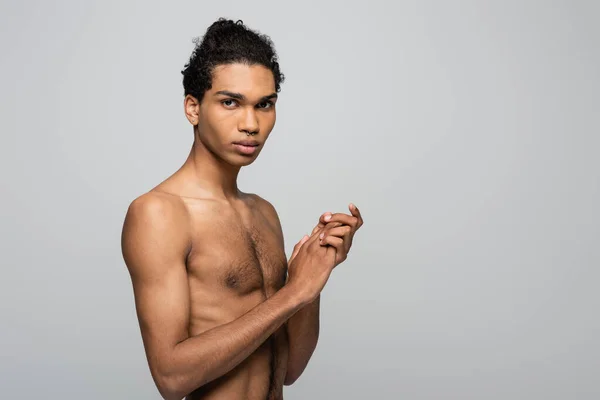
[178,133,242,201]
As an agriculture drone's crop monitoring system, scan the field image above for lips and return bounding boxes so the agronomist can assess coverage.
[232,140,260,155]
[233,140,260,147]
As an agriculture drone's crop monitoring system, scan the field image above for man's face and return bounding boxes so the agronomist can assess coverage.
[195,63,278,167]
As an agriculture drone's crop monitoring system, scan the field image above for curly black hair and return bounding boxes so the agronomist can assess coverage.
[181,18,285,102]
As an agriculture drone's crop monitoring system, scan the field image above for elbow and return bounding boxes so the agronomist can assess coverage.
[283,377,296,386]
[283,369,300,386]
[152,368,189,400]
[154,367,210,400]
[156,374,185,400]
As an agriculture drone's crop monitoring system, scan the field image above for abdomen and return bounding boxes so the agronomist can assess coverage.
[186,328,288,400]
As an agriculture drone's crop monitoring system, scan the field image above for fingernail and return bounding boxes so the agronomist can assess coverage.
[320,232,324,239]
[324,214,332,221]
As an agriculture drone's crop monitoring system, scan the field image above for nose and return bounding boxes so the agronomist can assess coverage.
[238,107,259,135]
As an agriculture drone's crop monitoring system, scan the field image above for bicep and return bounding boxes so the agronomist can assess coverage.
[121,196,191,374]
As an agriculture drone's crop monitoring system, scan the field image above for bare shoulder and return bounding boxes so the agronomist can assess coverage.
[123,191,190,236]
[247,193,281,225]
[121,191,192,276]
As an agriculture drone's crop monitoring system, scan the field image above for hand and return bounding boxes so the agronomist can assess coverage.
[286,228,337,303]
[312,203,364,267]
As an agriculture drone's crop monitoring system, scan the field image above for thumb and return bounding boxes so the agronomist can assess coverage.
[311,212,331,235]
[289,234,309,264]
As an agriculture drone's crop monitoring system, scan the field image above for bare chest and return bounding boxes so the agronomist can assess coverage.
[186,211,288,298]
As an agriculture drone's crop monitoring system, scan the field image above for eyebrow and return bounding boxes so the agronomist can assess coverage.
[214,90,278,102]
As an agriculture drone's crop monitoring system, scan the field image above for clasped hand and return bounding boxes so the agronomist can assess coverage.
[289,203,364,268]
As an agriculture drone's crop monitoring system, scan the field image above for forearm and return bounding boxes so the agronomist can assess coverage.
[284,294,320,385]
[158,286,306,399]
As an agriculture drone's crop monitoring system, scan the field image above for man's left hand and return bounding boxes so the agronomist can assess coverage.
[311,203,364,267]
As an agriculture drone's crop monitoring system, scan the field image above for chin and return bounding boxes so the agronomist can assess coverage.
[227,153,260,167]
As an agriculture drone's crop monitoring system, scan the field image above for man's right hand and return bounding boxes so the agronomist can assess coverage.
[286,228,337,304]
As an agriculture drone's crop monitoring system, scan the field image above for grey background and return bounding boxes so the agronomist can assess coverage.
[1,0,599,399]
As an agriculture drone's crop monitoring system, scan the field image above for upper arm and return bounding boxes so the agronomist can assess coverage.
[121,194,191,379]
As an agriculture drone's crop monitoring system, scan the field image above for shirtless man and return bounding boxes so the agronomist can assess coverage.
[121,19,363,400]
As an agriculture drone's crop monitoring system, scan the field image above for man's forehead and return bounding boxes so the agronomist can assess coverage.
[210,63,276,95]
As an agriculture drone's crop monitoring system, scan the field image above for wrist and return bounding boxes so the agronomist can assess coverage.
[281,281,312,308]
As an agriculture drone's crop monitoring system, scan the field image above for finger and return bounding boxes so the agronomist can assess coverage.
[320,225,353,253]
[311,218,342,236]
[313,210,334,234]
[313,222,342,246]
[309,221,342,247]
[320,236,346,265]
[311,222,325,235]
[321,213,359,230]
[322,221,343,231]
[306,228,326,244]
[289,235,309,264]
[305,227,331,253]
[319,212,333,225]
[301,234,310,245]
[349,203,364,228]
[320,225,352,240]
[321,235,343,251]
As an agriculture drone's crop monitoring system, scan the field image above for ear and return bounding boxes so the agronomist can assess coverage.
[184,94,200,126]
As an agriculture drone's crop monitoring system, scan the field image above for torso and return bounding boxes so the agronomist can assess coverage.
[152,187,289,400]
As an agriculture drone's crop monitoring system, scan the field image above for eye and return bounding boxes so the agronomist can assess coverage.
[221,99,238,108]
[257,101,274,109]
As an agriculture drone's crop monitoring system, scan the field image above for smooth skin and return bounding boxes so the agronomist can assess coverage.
[121,63,363,400]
